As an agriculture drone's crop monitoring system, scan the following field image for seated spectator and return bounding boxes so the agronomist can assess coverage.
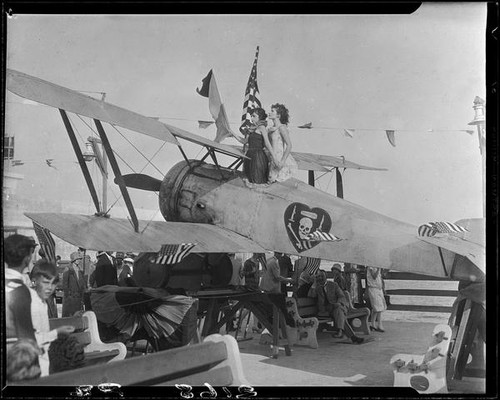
[296,270,315,298]
[6,339,41,382]
[29,261,75,376]
[331,263,347,291]
[308,270,364,344]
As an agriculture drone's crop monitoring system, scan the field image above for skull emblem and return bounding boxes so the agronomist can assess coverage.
[298,217,313,239]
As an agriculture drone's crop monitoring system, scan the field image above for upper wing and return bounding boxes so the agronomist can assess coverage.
[291,151,388,172]
[25,212,266,254]
[6,69,245,159]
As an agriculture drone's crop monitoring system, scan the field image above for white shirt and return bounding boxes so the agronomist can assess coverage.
[30,288,57,376]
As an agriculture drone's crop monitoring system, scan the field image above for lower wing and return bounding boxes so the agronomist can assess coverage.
[25,212,266,254]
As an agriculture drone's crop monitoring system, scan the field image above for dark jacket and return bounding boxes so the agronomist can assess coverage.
[94,254,118,287]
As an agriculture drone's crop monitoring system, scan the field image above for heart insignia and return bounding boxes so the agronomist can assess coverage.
[284,202,332,252]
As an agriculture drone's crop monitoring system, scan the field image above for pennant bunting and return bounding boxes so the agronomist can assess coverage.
[239,46,262,136]
[198,120,214,129]
[154,243,195,265]
[463,130,474,135]
[304,231,342,242]
[32,222,56,262]
[196,70,234,143]
[343,128,354,138]
[298,122,313,129]
[303,257,321,276]
[385,130,396,147]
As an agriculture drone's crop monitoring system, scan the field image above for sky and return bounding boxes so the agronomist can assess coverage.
[5,4,486,226]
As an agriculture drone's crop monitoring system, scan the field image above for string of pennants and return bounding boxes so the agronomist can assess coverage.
[417,221,468,237]
[195,119,476,148]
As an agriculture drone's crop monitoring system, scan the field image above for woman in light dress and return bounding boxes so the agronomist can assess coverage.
[366,266,387,332]
[266,103,298,182]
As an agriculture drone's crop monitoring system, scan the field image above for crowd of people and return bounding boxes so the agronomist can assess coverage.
[4,231,388,382]
[4,233,139,383]
[232,103,298,185]
[227,252,387,345]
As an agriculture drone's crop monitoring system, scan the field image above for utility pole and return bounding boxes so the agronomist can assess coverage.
[468,96,486,217]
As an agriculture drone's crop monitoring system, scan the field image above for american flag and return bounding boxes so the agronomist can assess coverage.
[153,243,195,265]
[430,222,468,234]
[418,223,436,237]
[239,46,262,135]
[304,257,321,275]
[32,222,56,262]
[304,231,342,242]
[418,222,468,237]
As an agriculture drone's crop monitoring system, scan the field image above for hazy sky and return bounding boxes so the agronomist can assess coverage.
[5,4,486,226]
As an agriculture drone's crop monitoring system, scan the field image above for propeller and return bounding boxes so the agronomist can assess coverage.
[115,174,162,192]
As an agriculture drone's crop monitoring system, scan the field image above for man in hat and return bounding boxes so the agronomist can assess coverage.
[4,234,39,346]
[94,251,117,287]
[331,263,347,291]
[62,251,86,317]
[309,270,364,344]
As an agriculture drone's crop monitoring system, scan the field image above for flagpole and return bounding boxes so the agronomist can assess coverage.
[468,96,485,217]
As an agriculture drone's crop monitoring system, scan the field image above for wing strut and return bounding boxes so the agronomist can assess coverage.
[94,119,139,232]
[59,109,101,213]
[437,247,449,276]
[336,168,344,199]
[308,170,315,186]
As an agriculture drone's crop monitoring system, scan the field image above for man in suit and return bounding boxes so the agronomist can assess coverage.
[62,252,87,317]
[308,270,364,344]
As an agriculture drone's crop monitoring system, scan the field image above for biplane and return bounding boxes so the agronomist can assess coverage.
[6,68,485,285]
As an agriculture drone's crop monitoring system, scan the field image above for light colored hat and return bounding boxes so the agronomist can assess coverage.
[331,263,342,272]
[123,257,134,264]
[70,252,82,263]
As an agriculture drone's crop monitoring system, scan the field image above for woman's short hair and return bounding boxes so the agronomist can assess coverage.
[251,107,267,121]
[3,234,37,267]
[30,260,59,283]
[271,103,290,125]
[6,339,41,382]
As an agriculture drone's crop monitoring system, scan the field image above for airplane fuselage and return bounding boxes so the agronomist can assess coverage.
[158,160,483,282]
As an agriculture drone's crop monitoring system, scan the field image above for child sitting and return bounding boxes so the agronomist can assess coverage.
[29,260,75,376]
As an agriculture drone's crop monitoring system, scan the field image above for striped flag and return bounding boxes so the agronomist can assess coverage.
[153,243,195,265]
[304,257,321,275]
[32,222,56,262]
[430,222,468,234]
[304,231,342,242]
[417,223,436,237]
[418,221,468,237]
[239,46,262,135]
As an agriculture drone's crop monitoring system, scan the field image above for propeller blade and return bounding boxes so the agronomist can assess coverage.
[116,174,162,192]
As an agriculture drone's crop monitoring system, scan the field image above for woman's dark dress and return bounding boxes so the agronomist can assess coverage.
[243,132,269,183]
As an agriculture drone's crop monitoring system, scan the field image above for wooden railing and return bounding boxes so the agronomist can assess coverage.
[325,270,459,314]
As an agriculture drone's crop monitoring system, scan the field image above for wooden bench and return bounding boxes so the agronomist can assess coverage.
[49,311,127,366]
[294,292,371,336]
[22,334,250,386]
[390,324,452,394]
